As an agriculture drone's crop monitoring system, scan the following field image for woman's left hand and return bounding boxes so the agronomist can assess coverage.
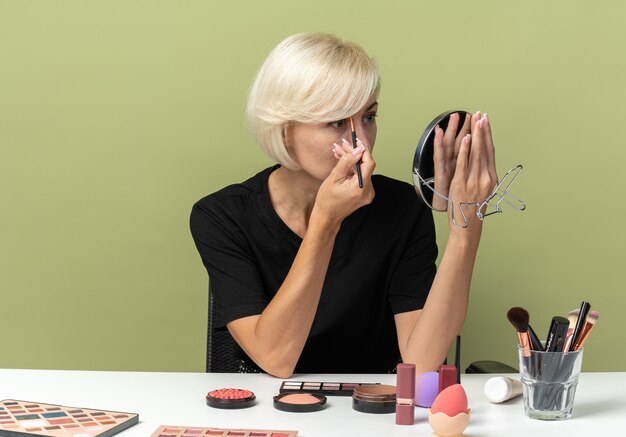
[447,112,498,234]
[432,112,471,211]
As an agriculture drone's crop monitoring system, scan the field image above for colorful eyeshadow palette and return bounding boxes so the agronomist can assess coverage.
[279,381,380,396]
[0,399,138,437]
[151,426,298,437]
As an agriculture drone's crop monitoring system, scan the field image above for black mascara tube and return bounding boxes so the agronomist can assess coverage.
[545,316,570,352]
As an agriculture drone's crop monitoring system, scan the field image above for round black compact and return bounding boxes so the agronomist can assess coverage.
[352,384,396,414]
[273,393,327,413]
[206,388,256,409]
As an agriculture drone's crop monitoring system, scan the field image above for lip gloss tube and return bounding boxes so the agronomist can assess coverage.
[438,364,458,393]
[396,363,416,425]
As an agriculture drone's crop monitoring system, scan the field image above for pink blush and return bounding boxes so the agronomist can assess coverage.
[273,393,327,412]
[208,388,254,400]
[206,388,256,409]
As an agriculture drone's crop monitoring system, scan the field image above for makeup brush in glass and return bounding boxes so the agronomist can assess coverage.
[527,324,544,352]
[562,309,580,352]
[572,310,600,351]
[566,300,591,351]
[507,307,531,357]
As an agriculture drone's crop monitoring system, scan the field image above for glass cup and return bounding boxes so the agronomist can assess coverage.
[518,346,583,420]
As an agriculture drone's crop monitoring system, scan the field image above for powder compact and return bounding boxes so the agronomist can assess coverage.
[273,393,327,413]
[352,384,396,414]
[206,388,256,409]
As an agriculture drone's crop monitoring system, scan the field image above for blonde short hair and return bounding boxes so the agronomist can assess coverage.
[246,33,380,170]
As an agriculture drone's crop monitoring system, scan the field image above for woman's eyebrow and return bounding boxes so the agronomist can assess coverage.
[365,101,379,111]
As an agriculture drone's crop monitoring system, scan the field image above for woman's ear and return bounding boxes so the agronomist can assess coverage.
[281,124,289,149]
[281,122,301,169]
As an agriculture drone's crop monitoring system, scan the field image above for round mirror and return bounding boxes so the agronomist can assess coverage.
[412,110,470,211]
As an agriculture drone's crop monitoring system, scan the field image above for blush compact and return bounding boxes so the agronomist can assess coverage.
[273,393,327,413]
[206,388,256,409]
[352,384,396,414]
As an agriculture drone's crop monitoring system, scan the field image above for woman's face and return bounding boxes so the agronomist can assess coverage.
[285,95,378,182]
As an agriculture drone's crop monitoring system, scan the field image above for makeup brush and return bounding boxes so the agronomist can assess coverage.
[348,116,363,188]
[506,306,544,356]
[572,310,600,351]
[528,324,544,352]
[509,306,542,351]
[506,307,531,357]
[562,309,580,353]
[567,301,591,352]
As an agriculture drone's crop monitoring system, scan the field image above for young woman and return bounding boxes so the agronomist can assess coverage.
[190,33,497,378]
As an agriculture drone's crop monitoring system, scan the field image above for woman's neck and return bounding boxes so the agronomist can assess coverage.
[268,167,322,238]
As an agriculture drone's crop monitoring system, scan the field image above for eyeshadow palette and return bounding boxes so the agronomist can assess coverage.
[0,399,138,437]
[279,381,380,396]
[151,426,298,437]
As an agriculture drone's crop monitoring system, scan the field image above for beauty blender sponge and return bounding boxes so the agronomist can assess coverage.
[431,384,468,415]
[428,384,470,436]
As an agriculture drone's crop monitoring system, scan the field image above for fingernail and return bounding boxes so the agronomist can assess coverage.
[465,133,471,143]
[352,144,365,155]
[342,137,350,145]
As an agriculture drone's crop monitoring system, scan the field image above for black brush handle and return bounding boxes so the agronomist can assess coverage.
[351,130,363,188]
[528,325,544,351]
[455,335,461,384]
[569,301,590,350]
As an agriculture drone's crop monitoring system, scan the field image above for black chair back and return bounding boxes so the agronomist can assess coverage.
[206,293,242,373]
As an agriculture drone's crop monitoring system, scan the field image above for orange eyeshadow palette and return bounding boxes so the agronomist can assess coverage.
[279,381,380,396]
[0,399,138,437]
[151,426,298,437]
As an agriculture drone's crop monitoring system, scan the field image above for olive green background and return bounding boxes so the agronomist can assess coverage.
[1,1,624,373]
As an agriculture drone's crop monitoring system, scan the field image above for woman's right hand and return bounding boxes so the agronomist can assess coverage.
[314,138,376,226]
[227,138,376,378]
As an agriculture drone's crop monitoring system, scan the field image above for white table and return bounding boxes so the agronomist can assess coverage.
[1,369,624,436]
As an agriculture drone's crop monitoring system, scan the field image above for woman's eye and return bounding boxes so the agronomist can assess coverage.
[328,119,345,129]
[364,112,378,123]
